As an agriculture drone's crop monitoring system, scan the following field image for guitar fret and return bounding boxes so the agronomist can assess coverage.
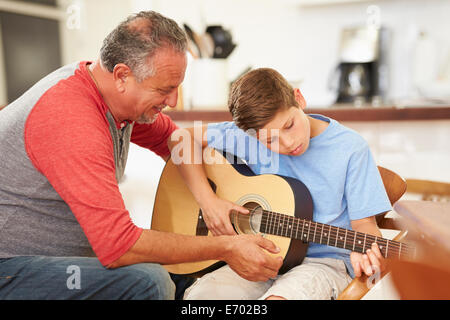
[270,212,275,235]
[273,213,278,235]
[385,240,389,258]
[294,219,298,239]
[288,216,292,238]
[274,213,279,236]
[259,210,414,262]
[339,227,344,248]
[285,215,289,237]
[307,221,311,242]
[284,216,288,237]
[363,233,367,253]
[284,215,289,237]
[294,219,298,238]
[377,238,385,257]
[301,219,306,241]
[289,217,294,238]
[263,212,268,234]
[344,229,348,250]
[279,214,283,237]
[319,223,323,245]
[327,224,331,246]
[335,227,339,247]
[313,222,318,243]
[352,231,356,251]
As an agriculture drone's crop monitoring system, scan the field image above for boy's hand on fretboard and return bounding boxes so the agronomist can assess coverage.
[350,242,386,278]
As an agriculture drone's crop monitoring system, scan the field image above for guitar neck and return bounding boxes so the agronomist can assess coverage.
[260,210,414,259]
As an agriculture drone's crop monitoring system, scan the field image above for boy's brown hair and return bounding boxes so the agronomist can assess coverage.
[228,68,299,131]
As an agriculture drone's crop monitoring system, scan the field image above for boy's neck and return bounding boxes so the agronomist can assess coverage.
[308,115,329,138]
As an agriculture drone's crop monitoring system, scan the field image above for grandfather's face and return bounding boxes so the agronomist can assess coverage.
[124,48,187,124]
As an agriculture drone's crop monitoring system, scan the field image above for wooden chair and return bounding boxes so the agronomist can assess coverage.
[337,166,408,300]
[405,178,450,202]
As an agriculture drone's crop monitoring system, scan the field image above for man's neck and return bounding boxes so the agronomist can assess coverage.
[88,61,124,123]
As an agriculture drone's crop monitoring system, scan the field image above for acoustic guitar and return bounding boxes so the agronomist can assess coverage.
[151,148,414,277]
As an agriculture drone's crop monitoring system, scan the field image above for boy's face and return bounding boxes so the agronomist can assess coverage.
[257,89,310,156]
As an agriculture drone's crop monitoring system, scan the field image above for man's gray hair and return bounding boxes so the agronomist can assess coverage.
[100,11,187,82]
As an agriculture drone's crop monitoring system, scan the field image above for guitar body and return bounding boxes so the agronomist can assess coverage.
[151,148,314,276]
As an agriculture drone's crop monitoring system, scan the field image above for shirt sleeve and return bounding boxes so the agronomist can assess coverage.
[131,112,178,158]
[207,121,280,172]
[25,97,143,266]
[344,141,392,221]
[207,121,257,163]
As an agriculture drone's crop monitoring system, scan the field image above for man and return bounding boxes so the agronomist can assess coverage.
[0,11,282,300]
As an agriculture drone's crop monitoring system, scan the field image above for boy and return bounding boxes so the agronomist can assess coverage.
[168,68,391,300]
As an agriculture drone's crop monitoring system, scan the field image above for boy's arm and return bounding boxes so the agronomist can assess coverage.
[350,216,386,278]
[167,125,248,236]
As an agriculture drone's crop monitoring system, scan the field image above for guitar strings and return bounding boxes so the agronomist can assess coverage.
[234,208,411,253]
[259,217,415,257]
[260,208,405,248]
[237,209,414,256]
[260,210,410,251]
[236,217,415,258]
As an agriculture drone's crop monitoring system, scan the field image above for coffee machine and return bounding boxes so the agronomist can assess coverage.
[332,26,390,105]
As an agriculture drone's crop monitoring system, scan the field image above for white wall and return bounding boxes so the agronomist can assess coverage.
[150,0,450,106]
[1,0,449,106]
[58,0,135,64]
[54,0,450,106]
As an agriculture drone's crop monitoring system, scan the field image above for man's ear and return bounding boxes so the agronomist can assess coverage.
[112,64,131,93]
[294,88,306,110]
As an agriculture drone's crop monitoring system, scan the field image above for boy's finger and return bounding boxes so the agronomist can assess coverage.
[362,254,373,276]
[353,261,362,278]
[366,249,381,270]
[371,242,383,259]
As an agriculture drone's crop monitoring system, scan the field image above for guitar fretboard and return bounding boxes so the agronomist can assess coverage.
[260,210,415,259]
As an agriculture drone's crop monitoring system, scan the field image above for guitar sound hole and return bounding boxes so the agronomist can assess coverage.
[231,202,264,235]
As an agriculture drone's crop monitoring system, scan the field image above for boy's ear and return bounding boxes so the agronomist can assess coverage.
[294,88,306,110]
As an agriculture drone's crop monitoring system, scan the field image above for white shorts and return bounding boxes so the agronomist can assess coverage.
[183,257,352,300]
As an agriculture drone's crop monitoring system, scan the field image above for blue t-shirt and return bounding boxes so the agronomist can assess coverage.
[206,114,392,278]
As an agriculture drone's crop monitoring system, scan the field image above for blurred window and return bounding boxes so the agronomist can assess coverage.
[14,0,57,7]
[0,1,61,103]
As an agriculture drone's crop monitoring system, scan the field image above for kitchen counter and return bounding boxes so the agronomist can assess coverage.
[163,106,450,122]
[3,104,449,122]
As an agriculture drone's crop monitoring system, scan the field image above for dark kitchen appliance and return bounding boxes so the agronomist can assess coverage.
[205,25,236,59]
[332,26,390,105]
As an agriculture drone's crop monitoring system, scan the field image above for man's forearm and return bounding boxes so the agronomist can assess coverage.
[108,228,283,283]
[107,229,230,268]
